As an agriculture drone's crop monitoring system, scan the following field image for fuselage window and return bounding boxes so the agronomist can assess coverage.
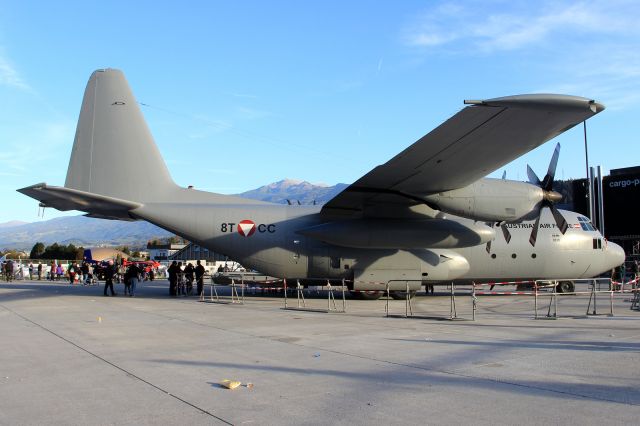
[511,253,517,259]
[491,254,497,259]
[531,253,537,259]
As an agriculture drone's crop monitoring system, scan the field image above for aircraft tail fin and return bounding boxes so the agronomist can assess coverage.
[64,68,178,203]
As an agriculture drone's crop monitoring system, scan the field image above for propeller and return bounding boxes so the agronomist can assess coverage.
[526,143,568,246]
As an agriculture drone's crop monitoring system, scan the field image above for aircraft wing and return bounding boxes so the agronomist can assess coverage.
[321,94,603,217]
[17,183,141,221]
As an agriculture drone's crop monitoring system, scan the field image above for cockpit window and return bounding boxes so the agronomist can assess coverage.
[577,216,595,231]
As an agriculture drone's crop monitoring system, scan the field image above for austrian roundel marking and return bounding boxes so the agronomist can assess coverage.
[237,220,257,237]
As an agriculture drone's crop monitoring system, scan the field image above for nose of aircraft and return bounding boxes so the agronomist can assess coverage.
[606,241,625,270]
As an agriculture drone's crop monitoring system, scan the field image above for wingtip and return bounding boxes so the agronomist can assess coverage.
[480,94,606,114]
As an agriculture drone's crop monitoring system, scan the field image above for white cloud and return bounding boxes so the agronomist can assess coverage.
[403,1,640,52]
[402,1,640,109]
[0,50,31,91]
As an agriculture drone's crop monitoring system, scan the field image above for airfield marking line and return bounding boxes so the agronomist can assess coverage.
[114,301,640,407]
[0,303,233,426]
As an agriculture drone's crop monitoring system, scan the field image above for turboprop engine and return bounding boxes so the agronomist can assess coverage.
[424,143,569,246]
[424,178,545,222]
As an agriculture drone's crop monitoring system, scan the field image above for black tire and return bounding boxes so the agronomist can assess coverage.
[350,290,383,300]
[556,281,575,293]
[389,290,417,300]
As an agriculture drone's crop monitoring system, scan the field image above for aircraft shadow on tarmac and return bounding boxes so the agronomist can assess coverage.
[150,359,639,405]
[386,338,640,352]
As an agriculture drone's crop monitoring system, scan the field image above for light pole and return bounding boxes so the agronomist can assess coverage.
[584,121,592,221]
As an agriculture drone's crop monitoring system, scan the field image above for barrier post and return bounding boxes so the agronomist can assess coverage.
[472,282,476,321]
[342,278,346,312]
[296,279,306,308]
[554,280,558,317]
[546,282,557,319]
[405,281,410,318]
[534,280,538,319]
[449,282,457,319]
[609,278,614,316]
[385,282,390,317]
[283,278,288,308]
[587,279,598,315]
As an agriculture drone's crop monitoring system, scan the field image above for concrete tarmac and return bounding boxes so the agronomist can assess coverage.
[1,280,639,425]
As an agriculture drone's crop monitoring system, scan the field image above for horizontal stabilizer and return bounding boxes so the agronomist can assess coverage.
[18,183,141,221]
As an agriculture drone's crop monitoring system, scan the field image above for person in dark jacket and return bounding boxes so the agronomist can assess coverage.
[195,260,206,297]
[184,263,195,295]
[167,261,179,296]
[125,263,141,297]
[103,260,117,296]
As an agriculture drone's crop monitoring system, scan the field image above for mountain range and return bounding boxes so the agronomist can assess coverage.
[1,180,347,250]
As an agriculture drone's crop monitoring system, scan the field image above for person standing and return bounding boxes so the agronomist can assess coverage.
[125,263,141,297]
[28,262,34,280]
[37,262,43,280]
[49,261,56,281]
[68,262,76,284]
[103,260,116,296]
[5,260,13,282]
[81,262,89,285]
[168,261,179,296]
[86,263,94,285]
[195,260,205,297]
[184,263,195,295]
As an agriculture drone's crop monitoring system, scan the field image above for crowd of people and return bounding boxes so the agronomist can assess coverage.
[1,258,214,298]
[167,260,206,297]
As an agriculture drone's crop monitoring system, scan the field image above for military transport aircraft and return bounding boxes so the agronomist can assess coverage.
[18,69,624,299]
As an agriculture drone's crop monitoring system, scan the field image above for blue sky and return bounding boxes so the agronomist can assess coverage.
[2,0,639,224]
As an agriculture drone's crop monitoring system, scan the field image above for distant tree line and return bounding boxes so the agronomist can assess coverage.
[29,242,84,260]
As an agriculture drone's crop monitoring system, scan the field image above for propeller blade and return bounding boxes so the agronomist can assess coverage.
[501,224,512,244]
[541,143,560,191]
[529,213,542,247]
[527,165,541,186]
[501,170,506,180]
[549,203,569,234]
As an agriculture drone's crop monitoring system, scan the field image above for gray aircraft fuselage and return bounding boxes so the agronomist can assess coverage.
[133,196,623,291]
[18,69,625,293]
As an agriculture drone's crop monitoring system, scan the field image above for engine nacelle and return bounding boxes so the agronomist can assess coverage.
[424,178,543,222]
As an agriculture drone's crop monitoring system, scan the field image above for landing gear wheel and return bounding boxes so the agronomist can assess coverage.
[389,290,417,300]
[556,281,575,293]
[350,290,383,300]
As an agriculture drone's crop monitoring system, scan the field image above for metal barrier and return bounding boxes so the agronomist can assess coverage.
[472,279,616,319]
[631,288,640,310]
[385,281,469,321]
[283,279,347,313]
[200,277,245,304]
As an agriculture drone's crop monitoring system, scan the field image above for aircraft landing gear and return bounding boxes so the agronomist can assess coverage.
[556,281,575,293]
[389,290,417,300]
[350,290,383,300]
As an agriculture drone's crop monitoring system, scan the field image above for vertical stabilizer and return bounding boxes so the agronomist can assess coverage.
[65,68,177,202]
